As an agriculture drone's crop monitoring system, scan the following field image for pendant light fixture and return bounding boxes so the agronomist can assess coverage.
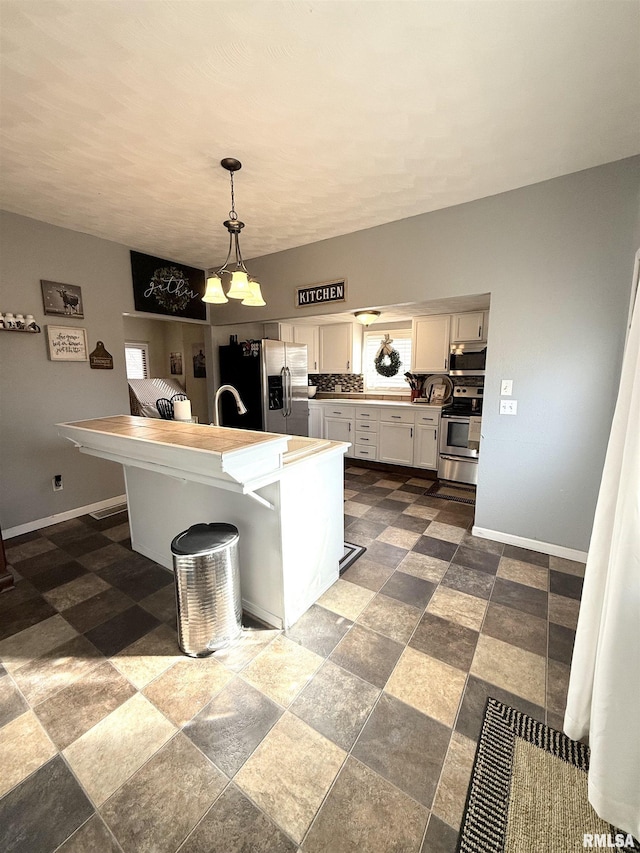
[202,158,265,307]
[354,310,381,326]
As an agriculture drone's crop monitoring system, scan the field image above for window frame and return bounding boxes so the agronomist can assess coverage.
[124,341,150,380]
[362,329,412,394]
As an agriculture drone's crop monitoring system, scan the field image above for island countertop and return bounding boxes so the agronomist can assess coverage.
[57,415,342,493]
[57,415,348,629]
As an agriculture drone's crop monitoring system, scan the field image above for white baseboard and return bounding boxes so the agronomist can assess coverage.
[241,600,283,630]
[4,495,128,540]
[471,525,587,563]
[133,540,172,572]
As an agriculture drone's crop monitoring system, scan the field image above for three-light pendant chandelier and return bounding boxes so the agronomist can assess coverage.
[202,158,266,307]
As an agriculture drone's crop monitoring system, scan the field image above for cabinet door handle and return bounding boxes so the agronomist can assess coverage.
[410,427,413,438]
[478,325,482,337]
[361,424,369,429]
[348,423,351,432]
[434,429,437,440]
[391,415,401,419]
[347,360,350,370]
[361,413,370,417]
[444,358,447,369]
[332,411,341,415]
[361,437,369,441]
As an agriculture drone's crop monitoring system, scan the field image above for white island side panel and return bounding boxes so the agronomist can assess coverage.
[123,466,286,628]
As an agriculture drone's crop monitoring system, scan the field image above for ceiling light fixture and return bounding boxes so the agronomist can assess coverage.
[354,310,381,326]
[203,158,265,307]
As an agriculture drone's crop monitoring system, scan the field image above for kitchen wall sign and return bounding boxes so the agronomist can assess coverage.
[46,325,88,361]
[296,279,346,308]
[41,280,84,318]
[130,251,206,320]
[89,341,114,369]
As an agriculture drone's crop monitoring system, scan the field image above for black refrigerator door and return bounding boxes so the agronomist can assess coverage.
[218,344,264,430]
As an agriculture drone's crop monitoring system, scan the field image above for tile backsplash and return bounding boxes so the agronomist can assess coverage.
[309,374,364,393]
[308,372,484,398]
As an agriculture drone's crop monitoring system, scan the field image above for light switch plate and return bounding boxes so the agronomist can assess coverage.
[501,379,513,396]
[500,400,518,415]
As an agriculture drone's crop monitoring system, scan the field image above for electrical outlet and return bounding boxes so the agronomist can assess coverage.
[53,474,63,491]
[334,384,342,394]
[500,400,518,415]
[501,379,513,396]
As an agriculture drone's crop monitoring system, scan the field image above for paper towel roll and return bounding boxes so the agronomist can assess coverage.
[173,399,192,421]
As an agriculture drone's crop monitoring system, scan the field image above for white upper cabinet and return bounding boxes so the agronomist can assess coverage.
[319,323,362,374]
[451,311,487,343]
[263,322,294,343]
[293,325,319,374]
[411,315,451,373]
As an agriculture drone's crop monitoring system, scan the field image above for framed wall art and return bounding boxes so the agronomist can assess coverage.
[130,251,206,320]
[192,343,206,378]
[170,351,183,375]
[46,326,88,361]
[41,280,84,318]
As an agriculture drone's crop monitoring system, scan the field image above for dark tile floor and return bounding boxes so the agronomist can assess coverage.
[0,465,584,853]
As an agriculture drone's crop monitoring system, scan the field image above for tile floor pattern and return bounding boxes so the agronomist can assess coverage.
[0,465,585,853]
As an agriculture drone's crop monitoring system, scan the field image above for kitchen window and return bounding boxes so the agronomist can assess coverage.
[125,342,149,379]
[363,330,412,392]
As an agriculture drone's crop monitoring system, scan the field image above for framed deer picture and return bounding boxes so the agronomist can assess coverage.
[41,280,84,319]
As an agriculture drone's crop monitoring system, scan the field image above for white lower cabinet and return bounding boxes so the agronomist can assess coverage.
[413,424,439,469]
[317,402,440,469]
[308,403,324,439]
[379,421,415,466]
[323,404,355,457]
[324,417,353,456]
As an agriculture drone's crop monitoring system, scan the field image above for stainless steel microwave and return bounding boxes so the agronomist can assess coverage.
[449,344,486,376]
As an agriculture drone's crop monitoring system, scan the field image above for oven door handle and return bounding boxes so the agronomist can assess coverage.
[439,454,478,462]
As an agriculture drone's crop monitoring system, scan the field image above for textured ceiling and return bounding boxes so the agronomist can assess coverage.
[1,1,638,269]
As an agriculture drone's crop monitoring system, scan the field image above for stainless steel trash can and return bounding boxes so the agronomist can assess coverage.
[171,523,242,657]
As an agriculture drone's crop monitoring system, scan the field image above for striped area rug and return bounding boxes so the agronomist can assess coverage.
[458,698,639,852]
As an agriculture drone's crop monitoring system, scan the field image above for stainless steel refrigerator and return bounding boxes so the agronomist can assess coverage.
[218,339,309,436]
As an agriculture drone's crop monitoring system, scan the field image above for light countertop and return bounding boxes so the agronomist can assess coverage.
[310,398,443,409]
[61,415,284,455]
[57,416,345,489]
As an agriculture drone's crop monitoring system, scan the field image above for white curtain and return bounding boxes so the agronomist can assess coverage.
[564,251,640,838]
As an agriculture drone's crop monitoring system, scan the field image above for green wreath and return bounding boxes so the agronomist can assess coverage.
[149,266,192,313]
[375,348,401,377]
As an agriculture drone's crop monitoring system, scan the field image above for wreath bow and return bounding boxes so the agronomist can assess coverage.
[374,334,401,377]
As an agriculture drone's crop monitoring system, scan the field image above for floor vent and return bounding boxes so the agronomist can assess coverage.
[89,503,128,520]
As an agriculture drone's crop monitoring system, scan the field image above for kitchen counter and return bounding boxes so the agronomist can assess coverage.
[58,416,348,628]
[312,398,443,409]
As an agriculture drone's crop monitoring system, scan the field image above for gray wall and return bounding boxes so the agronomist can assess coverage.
[122,315,168,378]
[0,213,209,530]
[2,159,638,548]
[213,158,640,552]
[122,315,209,424]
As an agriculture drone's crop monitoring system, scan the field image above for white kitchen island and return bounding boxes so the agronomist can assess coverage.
[58,416,348,629]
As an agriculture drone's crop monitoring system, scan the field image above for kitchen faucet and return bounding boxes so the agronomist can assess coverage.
[214,384,248,426]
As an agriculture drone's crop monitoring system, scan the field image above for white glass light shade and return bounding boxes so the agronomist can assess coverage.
[355,310,381,326]
[242,279,266,307]
[203,275,228,304]
[226,270,252,299]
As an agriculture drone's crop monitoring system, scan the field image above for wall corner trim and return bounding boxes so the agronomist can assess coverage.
[471,525,587,563]
[4,495,128,540]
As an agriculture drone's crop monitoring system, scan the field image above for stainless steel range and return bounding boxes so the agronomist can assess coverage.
[438,385,483,485]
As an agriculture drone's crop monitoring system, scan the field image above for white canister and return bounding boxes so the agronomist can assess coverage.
[3,313,16,329]
[173,399,192,421]
[15,314,25,329]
